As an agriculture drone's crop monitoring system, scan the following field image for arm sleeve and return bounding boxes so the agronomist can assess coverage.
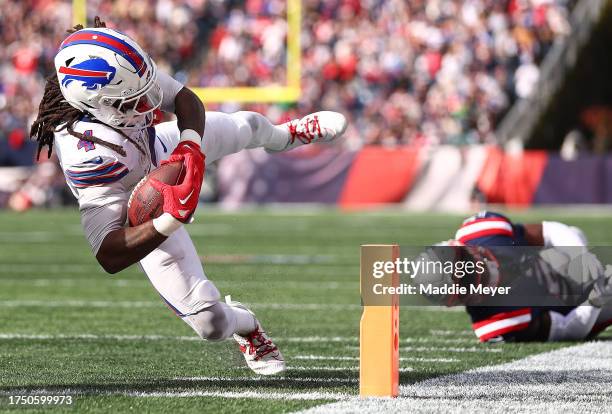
[157,70,184,113]
[542,221,588,247]
[548,305,601,341]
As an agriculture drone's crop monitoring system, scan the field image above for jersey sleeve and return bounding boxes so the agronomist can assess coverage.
[70,155,131,254]
[55,123,143,255]
[78,184,130,254]
[64,155,130,189]
[157,70,184,113]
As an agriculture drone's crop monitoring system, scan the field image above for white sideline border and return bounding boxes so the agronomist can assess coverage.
[3,339,610,409]
[296,341,612,413]
[5,342,610,408]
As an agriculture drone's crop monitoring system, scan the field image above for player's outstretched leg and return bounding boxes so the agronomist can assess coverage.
[225,295,286,375]
[265,111,348,153]
[155,111,348,165]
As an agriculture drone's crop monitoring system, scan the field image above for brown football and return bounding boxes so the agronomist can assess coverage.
[127,161,185,226]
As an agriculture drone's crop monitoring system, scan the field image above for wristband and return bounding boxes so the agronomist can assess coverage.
[153,212,183,236]
[179,129,202,146]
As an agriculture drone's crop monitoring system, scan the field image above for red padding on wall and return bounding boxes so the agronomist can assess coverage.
[477,147,548,206]
[339,146,421,208]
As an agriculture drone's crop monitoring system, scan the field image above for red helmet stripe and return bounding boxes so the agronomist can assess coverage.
[58,66,112,78]
[60,30,146,75]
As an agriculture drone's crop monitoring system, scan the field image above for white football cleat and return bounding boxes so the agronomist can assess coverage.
[226,296,285,375]
[270,111,348,152]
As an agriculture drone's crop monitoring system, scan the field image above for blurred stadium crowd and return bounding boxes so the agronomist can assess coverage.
[0,0,578,208]
[192,0,576,147]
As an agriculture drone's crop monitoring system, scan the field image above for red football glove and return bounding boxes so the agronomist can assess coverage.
[164,141,205,170]
[150,152,204,223]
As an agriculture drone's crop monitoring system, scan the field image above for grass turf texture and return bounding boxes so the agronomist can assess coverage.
[1,207,611,413]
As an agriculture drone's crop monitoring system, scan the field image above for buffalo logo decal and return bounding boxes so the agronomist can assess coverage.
[59,58,116,90]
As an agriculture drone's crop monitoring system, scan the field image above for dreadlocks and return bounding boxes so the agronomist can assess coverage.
[30,16,145,160]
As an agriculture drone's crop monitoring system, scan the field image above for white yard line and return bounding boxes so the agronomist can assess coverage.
[0,333,363,342]
[0,301,462,312]
[0,278,353,290]
[174,376,358,384]
[297,341,612,413]
[0,300,362,310]
[399,346,501,353]
[282,367,413,373]
[0,333,474,350]
[0,388,353,401]
[402,337,474,344]
[0,300,161,308]
[429,329,474,336]
[0,333,201,341]
[347,345,501,354]
[294,355,459,363]
[126,390,350,400]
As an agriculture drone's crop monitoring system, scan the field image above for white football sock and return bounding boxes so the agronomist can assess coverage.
[231,305,257,335]
[234,111,290,151]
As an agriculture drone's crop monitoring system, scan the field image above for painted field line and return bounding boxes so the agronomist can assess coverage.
[236,366,414,372]
[0,333,358,344]
[403,337,474,344]
[0,300,361,311]
[0,300,160,308]
[294,355,459,363]
[429,329,474,337]
[0,265,99,273]
[0,333,473,350]
[347,345,501,354]
[174,376,358,384]
[0,278,353,290]
[298,341,612,413]
[400,346,501,353]
[0,388,353,401]
[0,299,463,313]
[284,336,356,342]
[287,337,473,345]
[127,390,350,400]
[0,333,362,342]
[282,366,413,373]
[0,333,201,342]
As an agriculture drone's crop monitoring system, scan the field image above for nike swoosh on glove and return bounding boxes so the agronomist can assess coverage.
[149,152,204,223]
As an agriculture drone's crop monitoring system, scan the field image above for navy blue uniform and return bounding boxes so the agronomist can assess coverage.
[456,211,577,342]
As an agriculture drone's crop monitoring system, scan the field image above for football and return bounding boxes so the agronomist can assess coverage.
[127,161,185,226]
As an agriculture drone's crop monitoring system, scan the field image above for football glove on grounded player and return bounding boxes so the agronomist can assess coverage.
[588,265,612,308]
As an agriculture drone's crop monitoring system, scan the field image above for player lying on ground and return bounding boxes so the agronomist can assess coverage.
[30,17,347,375]
[437,211,612,343]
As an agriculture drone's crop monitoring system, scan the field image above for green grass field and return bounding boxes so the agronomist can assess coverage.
[1,207,611,413]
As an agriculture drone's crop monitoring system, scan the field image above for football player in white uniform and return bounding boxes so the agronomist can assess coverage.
[30,17,348,375]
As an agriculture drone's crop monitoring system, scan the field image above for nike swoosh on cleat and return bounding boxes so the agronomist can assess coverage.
[179,190,194,205]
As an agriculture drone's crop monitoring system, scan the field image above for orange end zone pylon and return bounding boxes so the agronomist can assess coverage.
[359,244,400,397]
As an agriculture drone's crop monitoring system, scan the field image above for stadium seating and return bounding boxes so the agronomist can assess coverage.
[0,0,576,160]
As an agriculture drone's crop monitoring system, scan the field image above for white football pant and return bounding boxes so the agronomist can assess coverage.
[138,111,288,339]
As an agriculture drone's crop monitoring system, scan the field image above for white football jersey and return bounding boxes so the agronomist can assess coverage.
[54,71,183,254]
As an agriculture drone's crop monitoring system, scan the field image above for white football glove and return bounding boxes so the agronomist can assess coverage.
[569,251,605,284]
[588,268,612,308]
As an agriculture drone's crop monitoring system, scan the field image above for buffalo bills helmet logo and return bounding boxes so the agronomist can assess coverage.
[59,58,116,90]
